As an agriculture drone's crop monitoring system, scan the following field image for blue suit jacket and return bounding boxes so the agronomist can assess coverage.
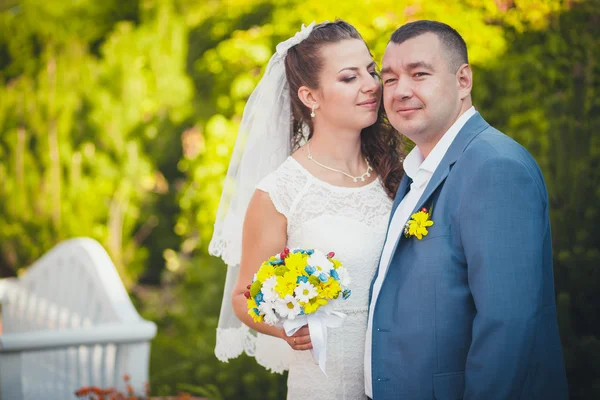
[369,113,568,400]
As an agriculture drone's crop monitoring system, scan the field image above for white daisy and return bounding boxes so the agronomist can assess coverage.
[262,275,277,290]
[261,276,278,301]
[259,301,279,326]
[294,281,318,303]
[276,295,302,319]
[307,251,334,274]
[336,267,351,287]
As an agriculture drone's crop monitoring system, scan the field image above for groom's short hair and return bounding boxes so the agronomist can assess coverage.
[390,20,468,72]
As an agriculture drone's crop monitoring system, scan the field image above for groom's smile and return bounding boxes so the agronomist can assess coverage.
[394,106,423,116]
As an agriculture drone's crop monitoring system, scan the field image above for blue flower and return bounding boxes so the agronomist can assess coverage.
[306,249,314,255]
[253,308,260,315]
[296,275,308,284]
[269,259,284,266]
[342,289,351,300]
[330,269,340,281]
[255,293,264,304]
[305,265,316,275]
[318,273,328,282]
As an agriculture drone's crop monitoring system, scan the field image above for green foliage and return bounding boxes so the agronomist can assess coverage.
[0,0,191,284]
[1,0,598,398]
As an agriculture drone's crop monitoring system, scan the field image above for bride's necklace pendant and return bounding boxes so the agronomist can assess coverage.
[307,142,372,183]
[353,171,371,183]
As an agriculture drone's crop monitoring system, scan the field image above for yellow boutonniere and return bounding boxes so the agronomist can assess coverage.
[404,205,434,240]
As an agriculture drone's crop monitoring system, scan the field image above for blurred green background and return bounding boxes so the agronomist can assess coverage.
[0,0,598,398]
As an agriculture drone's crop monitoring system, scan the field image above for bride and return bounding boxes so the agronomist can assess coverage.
[210,20,405,399]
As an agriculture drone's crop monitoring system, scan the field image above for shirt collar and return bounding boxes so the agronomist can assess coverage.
[403,144,424,182]
[403,106,476,186]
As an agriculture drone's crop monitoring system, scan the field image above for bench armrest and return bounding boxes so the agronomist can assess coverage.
[0,321,157,353]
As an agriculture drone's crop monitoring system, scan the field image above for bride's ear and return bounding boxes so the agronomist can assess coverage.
[298,86,319,113]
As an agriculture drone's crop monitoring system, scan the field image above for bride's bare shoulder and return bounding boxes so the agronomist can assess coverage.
[290,144,309,164]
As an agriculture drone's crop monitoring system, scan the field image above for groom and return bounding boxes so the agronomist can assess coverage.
[365,21,568,399]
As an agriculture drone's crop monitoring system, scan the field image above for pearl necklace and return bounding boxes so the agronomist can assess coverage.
[306,141,373,183]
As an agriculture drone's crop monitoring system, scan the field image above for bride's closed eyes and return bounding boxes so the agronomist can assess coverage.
[340,70,381,83]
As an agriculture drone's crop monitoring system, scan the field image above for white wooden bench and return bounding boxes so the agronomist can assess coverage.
[0,238,157,400]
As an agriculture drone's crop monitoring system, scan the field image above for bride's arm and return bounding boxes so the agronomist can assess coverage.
[231,189,312,350]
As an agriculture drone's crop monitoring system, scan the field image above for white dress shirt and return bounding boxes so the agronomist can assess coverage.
[364,107,476,397]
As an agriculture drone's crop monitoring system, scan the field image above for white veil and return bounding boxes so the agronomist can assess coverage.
[209,22,316,373]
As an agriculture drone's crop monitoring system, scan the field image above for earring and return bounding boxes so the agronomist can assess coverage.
[310,104,316,118]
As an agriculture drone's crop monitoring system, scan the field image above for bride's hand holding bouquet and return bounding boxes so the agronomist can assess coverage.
[245,248,351,373]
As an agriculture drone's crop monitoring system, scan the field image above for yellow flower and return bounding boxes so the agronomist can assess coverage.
[285,252,309,274]
[247,298,263,323]
[275,270,298,298]
[406,210,434,240]
[247,297,258,309]
[302,297,328,314]
[331,258,342,269]
[250,313,263,323]
[256,263,275,282]
[320,277,342,299]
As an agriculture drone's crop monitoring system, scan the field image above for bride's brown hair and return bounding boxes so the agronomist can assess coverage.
[284,20,406,199]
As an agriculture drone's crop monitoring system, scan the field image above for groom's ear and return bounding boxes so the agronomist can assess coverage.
[298,86,319,111]
[456,64,473,100]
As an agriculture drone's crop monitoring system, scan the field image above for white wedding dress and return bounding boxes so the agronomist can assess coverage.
[256,157,393,400]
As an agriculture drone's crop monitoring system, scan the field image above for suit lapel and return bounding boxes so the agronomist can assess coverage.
[390,174,411,220]
[385,112,490,258]
[407,112,490,219]
[407,161,449,218]
[369,173,412,304]
[382,174,411,259]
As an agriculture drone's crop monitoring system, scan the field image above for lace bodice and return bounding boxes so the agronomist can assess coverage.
[258,157,390,231]
[257,157,392,310]
[256,157,393,399]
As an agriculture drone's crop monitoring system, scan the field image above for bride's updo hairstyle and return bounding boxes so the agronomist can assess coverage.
[284,20,405,199]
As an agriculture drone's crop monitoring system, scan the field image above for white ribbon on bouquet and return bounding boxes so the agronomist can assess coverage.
[283,306,346,375]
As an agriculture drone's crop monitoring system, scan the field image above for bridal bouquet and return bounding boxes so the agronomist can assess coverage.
[245,248,351,373]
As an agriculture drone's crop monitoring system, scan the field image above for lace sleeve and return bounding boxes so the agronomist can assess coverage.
[256,158,306,219]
